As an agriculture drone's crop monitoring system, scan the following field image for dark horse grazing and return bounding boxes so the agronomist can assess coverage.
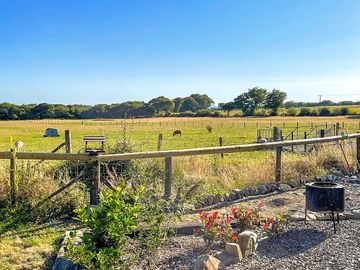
[173,130,182,136]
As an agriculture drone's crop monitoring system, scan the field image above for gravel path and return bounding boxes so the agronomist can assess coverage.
[140,219,360,270]
[229,219,360,270]
[136,181,360,270]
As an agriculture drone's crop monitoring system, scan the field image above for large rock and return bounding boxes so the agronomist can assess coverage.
[238,231,258,258]
[194,255,224,270]
[215,251,239,266]
[225,242,243,260]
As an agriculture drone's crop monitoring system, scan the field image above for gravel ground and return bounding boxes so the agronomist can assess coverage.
[135,182,360,270]
[229,219,360,270]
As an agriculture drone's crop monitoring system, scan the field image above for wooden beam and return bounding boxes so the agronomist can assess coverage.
[90,161,101,205]
[157,134,163,151]
[10,152,94,161]
[164,157,172,199]
[97,134,360,162]
[36,173,84,206]
[275,146,282,184]
[65,130,72,154]
[219,137,224,159]
[10,148,16,205]
[357,137,360,172]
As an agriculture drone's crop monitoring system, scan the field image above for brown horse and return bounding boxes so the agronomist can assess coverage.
[173,130,182,136]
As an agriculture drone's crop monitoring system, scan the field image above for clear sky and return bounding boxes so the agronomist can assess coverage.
[0,0,359,105]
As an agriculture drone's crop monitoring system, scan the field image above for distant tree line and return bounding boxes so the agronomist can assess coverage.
[284,100,360,108]
[0,89,359,120]
[0,94,215,120]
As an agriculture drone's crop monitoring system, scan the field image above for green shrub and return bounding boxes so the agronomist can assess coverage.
[340,107,350,116]
[276,108,287,116]
[195,109,214,117]
[286,107,299,116]
[298,107,316,116]
[65,186,169,270]
[319,107,331,116]
[178,111,195,117]
[254,109,270,117]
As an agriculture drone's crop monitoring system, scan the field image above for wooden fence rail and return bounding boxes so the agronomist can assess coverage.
[3,133,360,205]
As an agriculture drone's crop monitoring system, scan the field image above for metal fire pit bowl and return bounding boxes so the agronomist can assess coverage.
[305,182,345,233]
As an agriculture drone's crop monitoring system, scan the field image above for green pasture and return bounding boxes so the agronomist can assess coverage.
[0,116,359,153]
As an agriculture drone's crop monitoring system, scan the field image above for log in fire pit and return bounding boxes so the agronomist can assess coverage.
[305,182,345,233]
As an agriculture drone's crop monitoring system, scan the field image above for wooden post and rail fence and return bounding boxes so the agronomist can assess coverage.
[3,132,360,205]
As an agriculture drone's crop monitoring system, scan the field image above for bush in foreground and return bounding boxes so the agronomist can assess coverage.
[65,185,173,270]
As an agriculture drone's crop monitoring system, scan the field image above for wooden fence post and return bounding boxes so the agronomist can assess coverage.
[219,137,224,159]
[357,136,360,172]
[336,123,340,135]
[157,134,163,151]
[10,148,17,205]
[304,132,307,152]
[65,130,72,154]
[273,127,282,185]
[320,129,325,138]
[164,157,172,199]
[90,161,101,205]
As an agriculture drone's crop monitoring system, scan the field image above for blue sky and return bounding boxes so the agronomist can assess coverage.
[0,0,359,105]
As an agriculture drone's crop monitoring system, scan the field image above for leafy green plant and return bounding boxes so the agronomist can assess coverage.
[65,185,168,270]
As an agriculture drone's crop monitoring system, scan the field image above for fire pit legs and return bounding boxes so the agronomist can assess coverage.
[305,182,345,234]
[331,210,336,233]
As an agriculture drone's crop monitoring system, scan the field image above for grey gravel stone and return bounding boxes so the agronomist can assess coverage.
[279,184,291,192]
[286,179,299,188]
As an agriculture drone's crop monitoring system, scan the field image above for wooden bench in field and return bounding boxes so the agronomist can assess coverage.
[84,136,106,154]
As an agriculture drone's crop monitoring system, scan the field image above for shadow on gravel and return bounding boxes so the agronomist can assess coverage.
[258,229,329,259]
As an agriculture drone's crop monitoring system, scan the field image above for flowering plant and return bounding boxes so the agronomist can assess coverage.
[197,201,286,245]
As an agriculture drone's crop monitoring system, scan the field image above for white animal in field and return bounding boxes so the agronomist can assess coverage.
[257,137,267,143]
[15,140,24,151]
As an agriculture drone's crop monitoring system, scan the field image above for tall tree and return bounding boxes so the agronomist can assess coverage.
[221,102,236,117]
[233,87,267,116]
[148,96,175,115]
[190,94,214,110]
[179,97,199,112]
[264,89,287,115]
[172,97,184,112]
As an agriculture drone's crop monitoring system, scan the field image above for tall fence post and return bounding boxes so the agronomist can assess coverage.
[157,134,163,151]
[65,130,72,154]
[336,123,340,135]
[90,161,101,205]
[357,136,360,172]
[304,132,307,152]
[164,157,172,199]
[320,129,325,138]
[219,137,224,159]
[10,148,17,205]
[273,127,282,185]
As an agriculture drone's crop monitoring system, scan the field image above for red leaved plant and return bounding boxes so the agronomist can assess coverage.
[197,201,286,245]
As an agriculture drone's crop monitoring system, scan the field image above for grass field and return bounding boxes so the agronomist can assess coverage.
[1,116,359,152]
[0,116,359,269]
